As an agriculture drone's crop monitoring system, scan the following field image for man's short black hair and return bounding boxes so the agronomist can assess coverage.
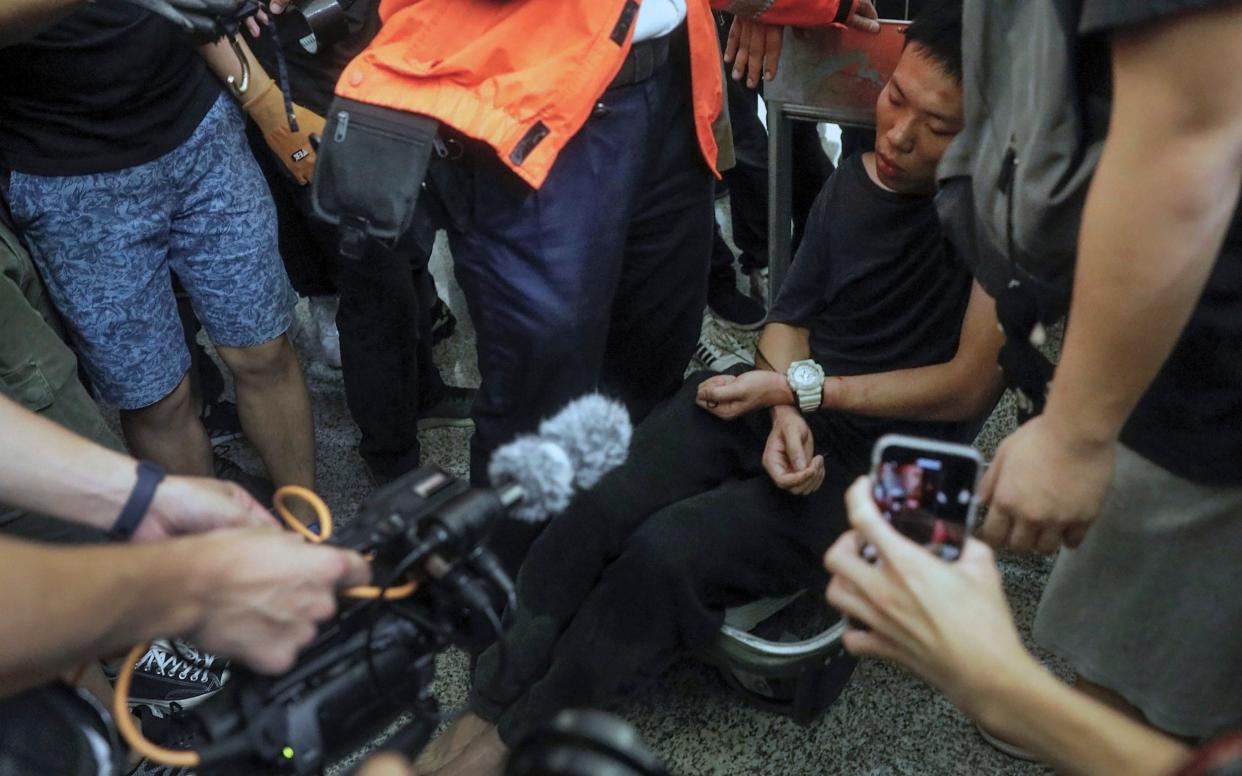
[903,1,964,82]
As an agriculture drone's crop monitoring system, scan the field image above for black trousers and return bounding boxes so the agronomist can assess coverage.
[470,374,853,744]
[248,126,447,480]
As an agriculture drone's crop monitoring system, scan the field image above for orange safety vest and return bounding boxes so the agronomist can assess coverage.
[335,0,852,189]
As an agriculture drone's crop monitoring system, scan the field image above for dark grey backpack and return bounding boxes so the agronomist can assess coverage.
[934,0,1110,413]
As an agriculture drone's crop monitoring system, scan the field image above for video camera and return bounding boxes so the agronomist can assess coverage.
[136,394,633,775]
[184,464,513,774]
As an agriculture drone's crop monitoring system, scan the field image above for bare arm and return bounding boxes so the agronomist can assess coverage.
[0,0,83,47]
[0,394,274,539]
[0,528,371,696]
[825,479,1190,776]
[980,3,1242,554]
[1043,4,1242,450]
[754,320,811,376]
[692,322,806,419]
[0,535,209,693]
[198,32,271,98]
[823,282,1004,423]
[702,285,1003,423]
[977,659,1189,776]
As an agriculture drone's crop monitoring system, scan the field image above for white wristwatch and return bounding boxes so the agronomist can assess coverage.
[786,359,825,413]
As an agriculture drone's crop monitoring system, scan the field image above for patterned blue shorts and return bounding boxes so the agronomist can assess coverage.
[5,95,296,409]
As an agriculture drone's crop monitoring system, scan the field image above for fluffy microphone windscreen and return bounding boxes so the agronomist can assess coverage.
[537,393,632,490]
[488,436,575,523]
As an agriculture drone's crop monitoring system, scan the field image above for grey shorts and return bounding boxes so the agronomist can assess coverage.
[4,95,296,410]
[1033,444,1242,738]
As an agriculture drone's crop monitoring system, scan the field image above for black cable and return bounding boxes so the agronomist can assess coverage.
[267,12,300,133]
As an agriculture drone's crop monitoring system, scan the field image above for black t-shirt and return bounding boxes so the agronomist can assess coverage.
[768,154,975,470]
[1079,0,1242,484]
[248,0,382,117]
[0,5,220,177]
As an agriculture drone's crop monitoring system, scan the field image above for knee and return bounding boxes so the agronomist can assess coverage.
[124,374,194,424]
[220,335,299,384]
[613,528,694,588]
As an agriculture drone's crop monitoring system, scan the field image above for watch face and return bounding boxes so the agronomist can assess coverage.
[793,364,819,386]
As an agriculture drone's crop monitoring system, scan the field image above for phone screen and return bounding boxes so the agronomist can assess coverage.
[873,444,981,561]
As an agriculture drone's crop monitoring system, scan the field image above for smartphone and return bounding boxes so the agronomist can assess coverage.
[865,434,985,562]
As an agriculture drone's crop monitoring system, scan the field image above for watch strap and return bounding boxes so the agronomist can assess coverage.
[109,460,166,541]
[796,385,821,413]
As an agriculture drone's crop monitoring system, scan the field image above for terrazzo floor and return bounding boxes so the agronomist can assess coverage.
[206,204,1062,776]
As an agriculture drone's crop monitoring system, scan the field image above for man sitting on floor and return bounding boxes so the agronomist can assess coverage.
[414,5,1000,774]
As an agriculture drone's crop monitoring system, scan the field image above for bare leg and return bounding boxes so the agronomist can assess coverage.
[216,335,315,489]
[411,713,492,775]
[119,374,213,476]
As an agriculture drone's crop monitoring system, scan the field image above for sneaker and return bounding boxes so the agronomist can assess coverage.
[212,445,275,506]
[430,295,457,347]
[200,399,243,447]
[308,295,343,369]
[418,385,476,431]
[107,640,229,711]
[707,281,766,329]
[693,316,753,372]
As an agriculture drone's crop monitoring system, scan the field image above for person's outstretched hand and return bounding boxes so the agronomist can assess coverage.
[824,477,1030,715]
[187,528,371,673]
[696,370,792,419]
[134,476,277,542]
[109,0,242,36]
[978,413,1115,554]
[724,17,786,88]
[763,406,825,495]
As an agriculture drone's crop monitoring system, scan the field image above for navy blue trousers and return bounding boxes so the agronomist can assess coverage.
[449,36,714,571]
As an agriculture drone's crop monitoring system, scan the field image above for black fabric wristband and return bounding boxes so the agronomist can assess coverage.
[109,460,166,541]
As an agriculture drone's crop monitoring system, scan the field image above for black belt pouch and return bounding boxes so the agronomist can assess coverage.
[312,97,439,260]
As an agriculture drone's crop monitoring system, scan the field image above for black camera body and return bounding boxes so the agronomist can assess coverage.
[186,465,516,775]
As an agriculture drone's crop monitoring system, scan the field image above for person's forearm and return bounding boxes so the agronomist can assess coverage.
[824,284,1004,422]
[972,658,1188,776]
[755,323,809,415]
[199,33,273,99]
[0,0,83,46]
[0,536,209,695]
[0,395,144,532]
[1044,8,1242,447]
[822,360,1000,423]
[755,322,811,373]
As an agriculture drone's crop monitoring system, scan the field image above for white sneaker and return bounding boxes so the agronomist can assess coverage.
[693,315,753,372]
[308,295,342,369]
